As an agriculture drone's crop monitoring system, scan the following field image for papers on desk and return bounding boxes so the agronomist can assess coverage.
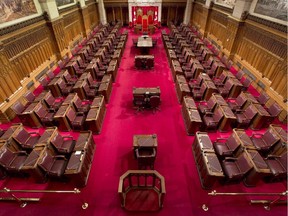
[75,151,82,155]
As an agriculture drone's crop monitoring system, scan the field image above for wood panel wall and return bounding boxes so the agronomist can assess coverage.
[190,2,287,119]
[0,2,99,122]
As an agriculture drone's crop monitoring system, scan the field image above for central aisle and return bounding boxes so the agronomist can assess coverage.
[90,28,197,215]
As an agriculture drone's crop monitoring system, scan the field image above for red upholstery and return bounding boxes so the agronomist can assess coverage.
[135,148,156,169]
[11,101,25,115]
[198,97,217,115]
[191,83,206,101]
[149,95,161,113]
[73,97,90,114]
[267,102,282,118]
[23,91,36,104]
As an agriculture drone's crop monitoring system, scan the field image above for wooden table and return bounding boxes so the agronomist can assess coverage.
[133,134,158,158]
[137,36,153,54]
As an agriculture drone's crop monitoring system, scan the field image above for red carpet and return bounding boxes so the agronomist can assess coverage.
[0,27,286,216]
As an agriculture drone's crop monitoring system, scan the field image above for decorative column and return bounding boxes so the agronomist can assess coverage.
[78,0,89,37]
[39,0,68,59]
[223,0,252,57]
[98,0,107,25]
[183,0,193,25]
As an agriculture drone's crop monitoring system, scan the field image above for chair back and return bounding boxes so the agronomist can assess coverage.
[263,130,280,147]
[0,148,14,166]
[237,153,253,174]
[51,132,63,148]
[11,101,25,115]
[227,134,240,151]
[267,103,282,118]
[38,151,53,172]
[257,92,270,105]
[243,77,252,88]
[236,70,244,80]
[23,91,35,103]
[213,107,224,123]
[14,129,30,144]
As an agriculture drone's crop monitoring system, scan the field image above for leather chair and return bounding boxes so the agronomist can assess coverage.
[13,128,41,150]
[46,70,55,81]
[23,90,36,104]
[227,93,247,111]
[267,102,282,119]
[57,78,73,96]
[146,57,154,69]
[133,95,146,113]
[213,134,242,158]
[234,104,257,128]
[135,148,156,169]
[135,56,143,69]
[39,76,49,90]
[66,108,86,131]
[202,107,224,131]
[73,96,90,114]
[43,92,63,112]
[241,77,252,91]
[198,97,217,115]
[191,83,207,101]
[189,75,202,89]
[265,152,287,182]
[235,70,244,81]
[221,152,253,183]
[0,129,4,138]
[83,81,98,100]
[86,73,100,89]
[256,92,270,106]
[250,129,280,155]
[50,132,76,154]
[38,149,68,179]
[61,70,77,85]
[0,147,28,173]
[217,79,234,98]
[149,95,161,113]
[34,102,55,127]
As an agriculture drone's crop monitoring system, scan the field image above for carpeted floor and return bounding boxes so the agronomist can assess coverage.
[0,27,286,216]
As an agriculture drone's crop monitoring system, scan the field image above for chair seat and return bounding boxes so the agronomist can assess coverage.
[222,161,243,180]
[266,160,286,176]
[251,138,270,151]
[50,160,67,177]
[203,116,218,129]
[8,155,27,171]
[24,136,40,149]
[213,143,230,157]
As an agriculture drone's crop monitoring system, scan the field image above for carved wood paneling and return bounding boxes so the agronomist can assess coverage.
[236,22,287,99]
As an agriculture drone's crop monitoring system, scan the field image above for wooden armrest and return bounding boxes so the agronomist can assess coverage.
[215,138,228,142]
[224,157,237,161]
[55,155,67,160]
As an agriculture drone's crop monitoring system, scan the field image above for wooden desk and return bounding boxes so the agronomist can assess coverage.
[22,145,47,182]
[111,49,122,62]
[72,80,87,100]
[182,106,202,135]
[233,129,255,150]
[192,132,224,189]
[107,59,118,82]
[217,105,236,132]
[21,102,43,128]
[133,134,158,158]
[244,149,271,187]
[269,124,287,155]
[47,77,63,98]
[62,93,78,107]
[98,74,112,103]
[250,104,271,130]
[228,78,243,98]
[137,36,153,54]
[209,93,228,107]
[192,132,215,160]
[133,87,161,97]
[175,82,190,104]
[191,63,204,79]
[85,63,97,80]
[203,80,218,101]
[135,55,154,69]
[54,105,73,131]
[85,107,106,134]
